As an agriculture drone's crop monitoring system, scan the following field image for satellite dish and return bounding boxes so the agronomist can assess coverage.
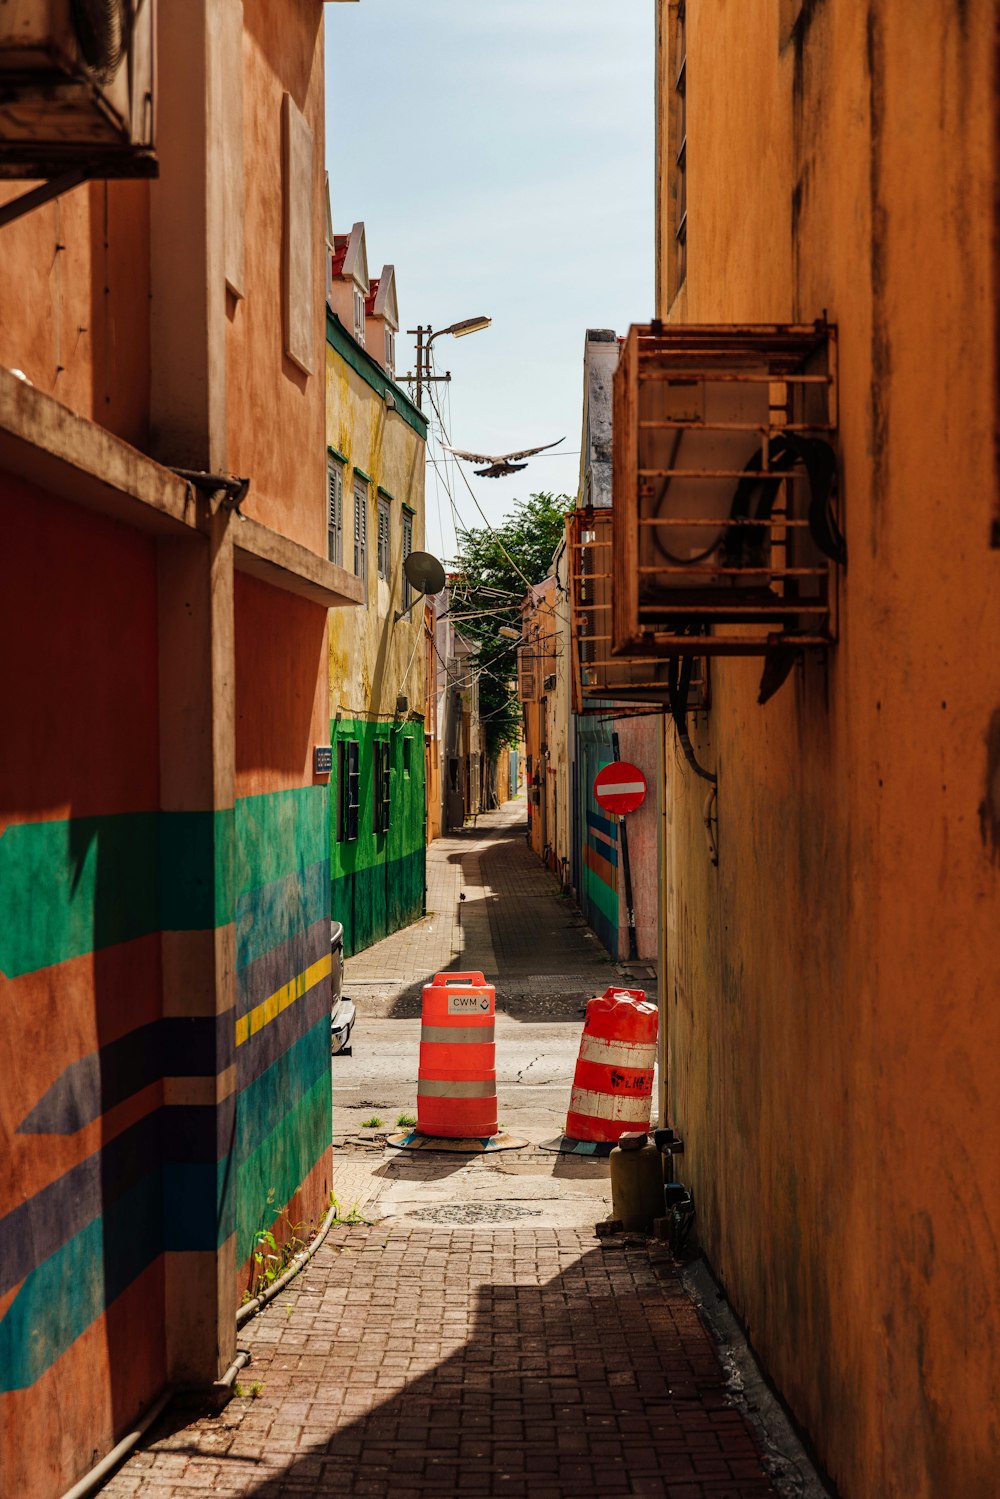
[403,550,446,597]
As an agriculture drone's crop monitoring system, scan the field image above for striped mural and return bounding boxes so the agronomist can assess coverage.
[233,787,332,1269]
[576,724,620,958]
[0,509,336,1497]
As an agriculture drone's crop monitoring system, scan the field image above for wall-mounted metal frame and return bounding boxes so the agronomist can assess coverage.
[566,507,708,716]
[612,322,841,657]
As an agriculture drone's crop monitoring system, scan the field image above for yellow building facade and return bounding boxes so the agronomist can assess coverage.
[325,252,429,954]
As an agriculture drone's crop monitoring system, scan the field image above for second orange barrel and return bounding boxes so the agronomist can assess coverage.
[417,971,498,1138]
[565,987,657,1143]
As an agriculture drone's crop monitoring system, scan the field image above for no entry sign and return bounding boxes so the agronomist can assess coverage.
[593,761,647,815]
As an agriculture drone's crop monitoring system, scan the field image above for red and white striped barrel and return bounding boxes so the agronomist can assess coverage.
[565,987,657,1143]
[417,971,498,1139]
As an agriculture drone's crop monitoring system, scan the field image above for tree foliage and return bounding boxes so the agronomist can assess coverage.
[448,492,568,755]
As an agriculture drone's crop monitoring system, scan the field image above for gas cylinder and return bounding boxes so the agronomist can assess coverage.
[609,1130,665,1233]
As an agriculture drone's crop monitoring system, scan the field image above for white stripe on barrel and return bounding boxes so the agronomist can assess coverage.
[577,1035,655,1068]
[566,1086,651,1123]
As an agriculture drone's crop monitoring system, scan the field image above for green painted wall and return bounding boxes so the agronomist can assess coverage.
[330,719,426,956]
[232,787,333,1268]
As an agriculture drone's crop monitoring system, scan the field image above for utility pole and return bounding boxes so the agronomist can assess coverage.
[401,316,493,411]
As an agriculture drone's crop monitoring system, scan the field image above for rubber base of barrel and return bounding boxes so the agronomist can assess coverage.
[386,1129,529,1154]
[537,1135,617,1157]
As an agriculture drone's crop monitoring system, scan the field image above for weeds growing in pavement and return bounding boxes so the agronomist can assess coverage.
[235,1382,265,1399]
[361,1115,383,1128]
[329,1191,372,1226]
[396,1112,417,1127]
[248,1188,308,1299]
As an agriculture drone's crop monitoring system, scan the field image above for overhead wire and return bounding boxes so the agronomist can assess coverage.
[425,367,534,591]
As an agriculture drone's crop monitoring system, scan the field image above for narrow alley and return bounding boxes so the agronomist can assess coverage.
[100,804,815,1499]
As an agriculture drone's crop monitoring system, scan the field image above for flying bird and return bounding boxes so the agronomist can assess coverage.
[442,437,565,478]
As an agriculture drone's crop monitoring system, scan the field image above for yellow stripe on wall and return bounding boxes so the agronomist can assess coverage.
[235,953,332,1047]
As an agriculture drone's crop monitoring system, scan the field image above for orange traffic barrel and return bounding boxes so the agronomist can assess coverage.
[565,987,657,1144]
[417,971,498,1139]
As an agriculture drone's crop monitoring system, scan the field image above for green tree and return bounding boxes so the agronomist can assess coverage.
[448,492,568,755]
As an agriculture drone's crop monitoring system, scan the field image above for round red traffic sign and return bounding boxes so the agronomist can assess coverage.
[593,761,647,815]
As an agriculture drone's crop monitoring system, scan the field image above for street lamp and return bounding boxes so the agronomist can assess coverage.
[402,316,492,410]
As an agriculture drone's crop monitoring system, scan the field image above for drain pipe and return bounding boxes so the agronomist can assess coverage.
[237,1196,339,1326]
[59,1392,172,1499]
[61,1200,340,1498]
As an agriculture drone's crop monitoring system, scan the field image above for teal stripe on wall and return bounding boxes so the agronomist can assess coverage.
[234,786,329,896]
[236,1073,331,1267]
[235,860,330,973]
[235,1022,330,1166]
[0,810,235,978]
[0,1169,163,1393]
[326,311,428,439]
[233,785,332,1268]
[0,787,329,979]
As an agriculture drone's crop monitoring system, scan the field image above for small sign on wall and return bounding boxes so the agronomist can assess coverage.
[314,745,333,776]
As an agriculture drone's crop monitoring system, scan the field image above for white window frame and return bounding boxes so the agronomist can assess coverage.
[402,511,413,608]
[353,476,368,603]
[377,495,391,580]
[327,456,344,566]
[354,285,366,346]
[384,328,395,376]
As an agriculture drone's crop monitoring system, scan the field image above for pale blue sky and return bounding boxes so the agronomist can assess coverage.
[325,1,653,562]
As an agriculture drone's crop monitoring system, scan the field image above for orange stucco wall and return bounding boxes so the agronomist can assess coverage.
[0,179,151,449]
[657,4,1000,1497]
[0,482,165,1499]
[226,0,327,554]
[234,572,330,801]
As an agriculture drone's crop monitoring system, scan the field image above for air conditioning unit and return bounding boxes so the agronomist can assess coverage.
[0,0,156,179]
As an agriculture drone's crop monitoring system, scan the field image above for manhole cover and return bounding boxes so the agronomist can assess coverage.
[406,1203,542,1224]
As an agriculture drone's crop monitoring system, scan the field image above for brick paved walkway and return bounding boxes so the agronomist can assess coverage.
[107,1225,776,1499]
[346,801,639,1019]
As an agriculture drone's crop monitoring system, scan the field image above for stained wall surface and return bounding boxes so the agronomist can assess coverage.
[325,312,428,954]
[227,0,327,552]
[655,3,1000,1496]
[0,179,151,448]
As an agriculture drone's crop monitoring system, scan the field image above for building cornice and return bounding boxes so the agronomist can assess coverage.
[325,309,428,441]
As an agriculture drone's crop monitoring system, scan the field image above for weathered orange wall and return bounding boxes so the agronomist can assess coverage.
[234,572,329,800]
[228,0,327,553]
[0,179,151,448]
[0,482,165,1499]
[657,4,1000,1496]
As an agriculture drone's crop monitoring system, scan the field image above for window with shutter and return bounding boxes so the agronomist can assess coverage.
[402,512,413,607]
[377,496,391,580]
[373,740,391,832]
[338,739,360,842]
[354,478,368,603]
[327,458,343,565]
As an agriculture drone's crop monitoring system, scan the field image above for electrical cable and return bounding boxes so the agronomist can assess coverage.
[425,376,535,590]
[667,653,716,784]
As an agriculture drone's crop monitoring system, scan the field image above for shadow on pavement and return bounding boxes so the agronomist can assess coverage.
[140,1235,773,1499]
